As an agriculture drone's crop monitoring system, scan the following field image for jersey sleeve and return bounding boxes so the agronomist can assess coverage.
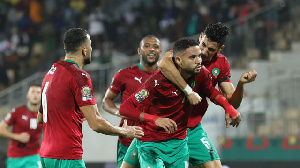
[119,78,155,121]
[109,70,123,94]
[199,69,222,100]
[4,108,16,126]
[72,73,97,107]
[217,57,232,84]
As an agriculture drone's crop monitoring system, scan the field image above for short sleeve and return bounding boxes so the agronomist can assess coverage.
[73,73,97,107]
[4,108,16,126]
[109,70,123,94]
[217,57,231,84]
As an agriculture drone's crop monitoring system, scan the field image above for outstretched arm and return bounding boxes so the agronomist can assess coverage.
[157,51,201,105]
[219,70,257,108]
[81,104,143,139]
[102,89,125,118]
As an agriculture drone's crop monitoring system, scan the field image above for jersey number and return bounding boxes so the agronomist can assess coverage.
[42,82,49,123]
[201,137,212,149]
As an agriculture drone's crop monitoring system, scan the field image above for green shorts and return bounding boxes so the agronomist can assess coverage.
[40,157,85,168]
[187,123,220,166]
[7,154,41,168]
[117,140,129,168]
[123,139,140,167]
[136,138,189,168]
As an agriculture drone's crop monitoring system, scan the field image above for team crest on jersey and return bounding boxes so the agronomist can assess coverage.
[135,89,149,103]
[81,86,92,101]
[212,68,220,78]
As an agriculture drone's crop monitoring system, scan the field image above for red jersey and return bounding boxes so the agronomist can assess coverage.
[4,105,43,158]
[202,52,231,87]
[40,60,96,159]
[187,66,222,128]
[120,70,189,142]
[109,63,155,146]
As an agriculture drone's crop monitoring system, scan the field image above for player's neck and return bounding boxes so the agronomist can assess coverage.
[139,62,157,72]
[26,103,40,112]
[65,54,83,69]
[179,69,192,80]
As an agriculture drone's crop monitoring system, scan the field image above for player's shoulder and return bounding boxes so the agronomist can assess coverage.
[12,105,27,113]
[216,53,229,62]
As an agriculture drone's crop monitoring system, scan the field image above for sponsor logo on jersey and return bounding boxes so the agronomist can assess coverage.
[135,89,149,103]
[81,86,92,101]
[22,115,28,121]
[134,77,142,84]
[212,68,220,78]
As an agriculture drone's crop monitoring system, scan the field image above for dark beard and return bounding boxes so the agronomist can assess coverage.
[142,55,159,67]
[84,57,91,65]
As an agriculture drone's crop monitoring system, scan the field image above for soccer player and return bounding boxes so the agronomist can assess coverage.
[37,28,144,168]
[102,35,162,168]
[158,22,257,168]
[119,37,240,168]
[0,84,43,168]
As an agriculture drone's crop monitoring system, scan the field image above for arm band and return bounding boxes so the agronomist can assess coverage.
[143,113,159,123]
[183,84,193,95]
[216,96,239,118]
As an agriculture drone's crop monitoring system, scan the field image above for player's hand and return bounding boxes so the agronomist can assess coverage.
[225,113,242,128]
[187,91,202,105]
[16,132,30,143]
[155,117,177,133]
[239,70,257,84]
[122,120,144,139]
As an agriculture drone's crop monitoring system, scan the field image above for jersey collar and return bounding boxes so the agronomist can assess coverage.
[138,63,158,72]
[64,60,80,68]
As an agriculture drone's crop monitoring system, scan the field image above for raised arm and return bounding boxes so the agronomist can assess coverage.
[157,51,201,105]
[81,104,143,138]
[219,70,257,108]
[102,89,125,118]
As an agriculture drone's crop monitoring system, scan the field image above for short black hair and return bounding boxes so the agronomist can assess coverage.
[63,28,89,53]
[204,22,229,47]
[173,37,199,57]
[139,35,159,48]
[29,83,41,88]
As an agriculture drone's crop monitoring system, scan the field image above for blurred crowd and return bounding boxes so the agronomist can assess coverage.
[0,0,284,89]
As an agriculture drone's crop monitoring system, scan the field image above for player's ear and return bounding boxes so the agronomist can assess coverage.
[137,48,141,55]
[174,56,181,66]
[218,45,225,52]
[82,47,87,56]
[199,33,203,43]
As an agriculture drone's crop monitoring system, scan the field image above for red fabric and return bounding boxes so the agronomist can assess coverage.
[109,64,155,146]
[215,96,239,118]
[4,105,43,157]
[120,70,188,142]
[40,61,96,159]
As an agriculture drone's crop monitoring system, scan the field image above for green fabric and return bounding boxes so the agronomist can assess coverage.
[187,123,220,166]
[40,157,85,168]
[7,154,41,168]
[64,60,80,68]
[136,138,189,168]
[117,140,129,168]
[123,138,140,167]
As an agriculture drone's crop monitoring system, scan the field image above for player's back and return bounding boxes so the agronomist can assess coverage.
[40,61,93,159]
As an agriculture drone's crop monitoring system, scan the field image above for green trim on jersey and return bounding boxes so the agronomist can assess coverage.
[138,63,158,71]
[64,60,80,68]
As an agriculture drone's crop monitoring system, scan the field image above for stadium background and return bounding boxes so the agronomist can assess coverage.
[0,0,300,167]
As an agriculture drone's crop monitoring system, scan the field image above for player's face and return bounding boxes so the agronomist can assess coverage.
[27,86,41,105]
[84,35,92,65]
[180,46,202,75]
[199,34,221,62]
[138,37,162,66]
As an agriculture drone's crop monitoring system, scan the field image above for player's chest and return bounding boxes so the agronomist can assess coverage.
[16,113,40,130]
[206,64,222,84]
